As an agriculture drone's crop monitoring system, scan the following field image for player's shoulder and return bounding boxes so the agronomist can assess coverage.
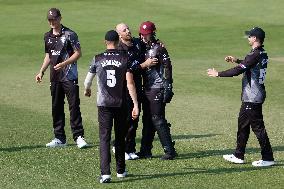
[62,26,78,37]
[95,50,128,59]
[117,49,128,56]
[44,30,51,39]
[250,46,267,58]
[132,37,142,45]
[156,43,168,55]
[94,52,105,61]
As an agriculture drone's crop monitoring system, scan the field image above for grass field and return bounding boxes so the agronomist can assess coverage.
[0,0,284,188]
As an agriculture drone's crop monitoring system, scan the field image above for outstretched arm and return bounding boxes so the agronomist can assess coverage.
[208,52,260,77]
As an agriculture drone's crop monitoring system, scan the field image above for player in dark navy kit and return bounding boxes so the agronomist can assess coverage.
[113,23,158,160]
[207,27,275,167]
[84,30,139,183]
[137,21,176,160]
[35,8,87,148]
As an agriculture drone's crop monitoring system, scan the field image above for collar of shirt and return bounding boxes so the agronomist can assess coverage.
[251,45,264,52]
[48,25,66,37]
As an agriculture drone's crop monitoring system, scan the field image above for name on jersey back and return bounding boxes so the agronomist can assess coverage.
[101,60,122,68]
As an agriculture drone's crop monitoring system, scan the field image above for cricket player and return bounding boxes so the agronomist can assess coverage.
[84,30,139,183]
[207,27,275,167]
[35,8,88,148]
[113,23,158,160]
[137,21,176,160]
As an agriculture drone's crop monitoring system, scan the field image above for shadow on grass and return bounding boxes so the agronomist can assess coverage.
[172,134,220,141]
[135,133,220,143]
[112,166,273,183]
[0,143,98,152]
[176,145,284,160]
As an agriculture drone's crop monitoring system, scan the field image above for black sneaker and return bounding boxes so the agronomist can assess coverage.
[136,152,152,159]
[160,153,176,160]
[161,150,178,160]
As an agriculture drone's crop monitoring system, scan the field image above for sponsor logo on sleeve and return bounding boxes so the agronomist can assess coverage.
[239,64,246,69]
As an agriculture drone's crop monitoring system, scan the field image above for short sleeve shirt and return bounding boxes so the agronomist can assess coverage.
[89,49,131,107]
[44,25,81,82]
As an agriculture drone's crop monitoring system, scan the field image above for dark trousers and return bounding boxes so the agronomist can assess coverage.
[140,88,165,154]
[234,102,274,161]
[125,96,141,153]
[98,106,127,175]
[50,81,84,142]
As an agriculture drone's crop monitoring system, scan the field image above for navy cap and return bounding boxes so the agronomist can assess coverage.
[105,30,119,41]
[245,27,265,41]
[47,8,61,20]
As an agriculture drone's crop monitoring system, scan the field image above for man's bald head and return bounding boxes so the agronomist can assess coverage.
[116,23,132,41]
[116,23,128,33]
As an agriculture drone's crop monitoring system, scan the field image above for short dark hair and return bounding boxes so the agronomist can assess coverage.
[105,30,119,41]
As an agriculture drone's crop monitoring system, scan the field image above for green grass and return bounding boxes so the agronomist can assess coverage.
[0,0,284,188]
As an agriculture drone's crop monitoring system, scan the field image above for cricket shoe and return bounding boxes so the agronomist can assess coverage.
[252,160,275,167]
[125,153,131,160]
[76,136,88,149]
[125,153,139,160]
[129,153,139,160]
[161,153,176,160]
[136,151,152,159]
[99,175,111,183]
[223,154,245,164]
[117,171,128,178]
[46,138,67,148]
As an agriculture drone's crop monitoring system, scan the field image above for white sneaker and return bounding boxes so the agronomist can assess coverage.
[99,175,111,183]
[117,171,128,178]
[46,138,66,148]
[125,153,131,160]
[129,153,139,160]
[112,146,115,154]
[76,136,88,149]
[252,160,275,167]
[223,154,245,164]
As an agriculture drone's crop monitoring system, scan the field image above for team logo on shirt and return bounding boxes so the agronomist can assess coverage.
[60,36,66,44]
[163,53,169,60]
[131,60,140,67]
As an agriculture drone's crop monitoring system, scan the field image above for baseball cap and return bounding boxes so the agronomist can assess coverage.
[47,8,61,20]
[105,30,119,41]
[245,27,265,41]
[139,21,156,35]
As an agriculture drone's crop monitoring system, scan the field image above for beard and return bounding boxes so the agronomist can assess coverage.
[124,34,132,41]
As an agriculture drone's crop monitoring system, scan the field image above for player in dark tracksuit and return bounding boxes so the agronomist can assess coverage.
[207,27,275,167]
[35,8,87,148]
[113,23,159,160]
[117,38,143,157]
[137,21,176,160]
[84,30,139,183]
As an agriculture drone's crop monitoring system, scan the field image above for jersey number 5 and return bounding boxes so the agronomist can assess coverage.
[106,70,116,87]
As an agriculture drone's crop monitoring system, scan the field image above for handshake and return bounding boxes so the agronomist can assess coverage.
[163,80,174,103]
